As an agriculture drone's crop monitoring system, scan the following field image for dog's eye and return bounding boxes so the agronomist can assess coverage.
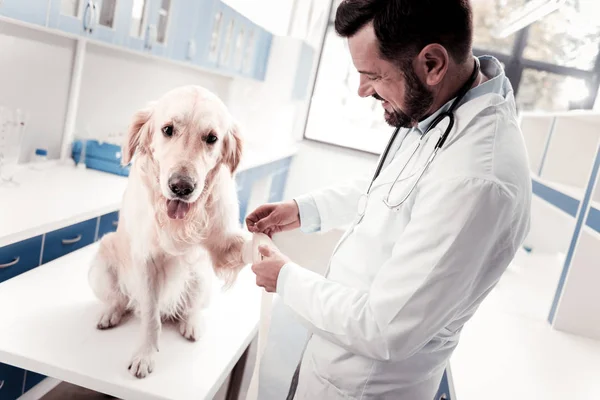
[205,134,218,145]
[162,125,174,138]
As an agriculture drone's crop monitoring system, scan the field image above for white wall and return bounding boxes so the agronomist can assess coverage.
[76,43,232,144]
[0,22,74,161]
[284,140,378,200]
[222,0,295,36]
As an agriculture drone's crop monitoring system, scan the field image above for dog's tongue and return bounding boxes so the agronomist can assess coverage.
[167,199,190,220]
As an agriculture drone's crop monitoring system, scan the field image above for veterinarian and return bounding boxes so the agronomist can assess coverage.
[247,0,531,398]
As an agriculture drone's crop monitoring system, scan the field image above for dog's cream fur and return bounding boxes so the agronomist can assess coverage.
[88,86,252,378]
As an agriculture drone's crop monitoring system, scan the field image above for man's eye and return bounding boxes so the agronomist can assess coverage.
[162,125,174,138]
[205,134,218,144]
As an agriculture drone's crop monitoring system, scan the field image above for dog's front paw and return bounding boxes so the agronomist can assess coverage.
[97,306,125,330]
[179,318,203,342]
[128,349,155,379]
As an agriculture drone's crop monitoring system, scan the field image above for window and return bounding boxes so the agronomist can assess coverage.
[471,0,525,55]
[303,30,392,154]
[516,69,590,111]
[523,0,600,70]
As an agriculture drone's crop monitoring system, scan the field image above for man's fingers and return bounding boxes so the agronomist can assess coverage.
[255,215,277,232]
[258,245,274,258]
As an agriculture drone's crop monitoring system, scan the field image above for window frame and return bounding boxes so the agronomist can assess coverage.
[302,18,600,154]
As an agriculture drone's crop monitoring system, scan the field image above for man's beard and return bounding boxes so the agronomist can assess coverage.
[375,67,434,128]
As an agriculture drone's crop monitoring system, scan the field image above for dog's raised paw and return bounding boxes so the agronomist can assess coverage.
[128,350,155,379]
[179,319,202,342]
[97,307,124,330]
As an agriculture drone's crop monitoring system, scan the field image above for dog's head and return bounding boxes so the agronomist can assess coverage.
[122,86,242,221]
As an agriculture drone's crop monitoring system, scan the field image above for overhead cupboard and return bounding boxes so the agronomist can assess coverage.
[0,0,273,80]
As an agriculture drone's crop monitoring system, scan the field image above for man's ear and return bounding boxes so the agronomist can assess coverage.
[222,121,243,174]
[121,105,154,166]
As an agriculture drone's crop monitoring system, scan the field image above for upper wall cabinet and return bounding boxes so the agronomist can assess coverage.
[47,0,122,44]
[0,0,49,26]
[0,0,273,81]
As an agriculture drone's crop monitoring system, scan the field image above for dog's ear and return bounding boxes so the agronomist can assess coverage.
[122,106,154,166]
[222,121,243,174]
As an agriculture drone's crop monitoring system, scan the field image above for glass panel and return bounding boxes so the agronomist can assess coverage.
[234,27,245,70]
[130,0,147,37]
[304,30,391,154]
[516,69,590,112]
[471,0,527,54]
[242,29,256,73]
[61,0,81,17]
[220,19,235,66]
[156,0,171,44]
[523,0,600,70]
[98,0,117,28]
[209,12,223,61]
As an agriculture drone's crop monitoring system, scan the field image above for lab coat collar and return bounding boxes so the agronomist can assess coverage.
[416,56,509,135]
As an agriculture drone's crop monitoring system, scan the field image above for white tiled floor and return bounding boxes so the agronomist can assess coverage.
[451,250,600,400]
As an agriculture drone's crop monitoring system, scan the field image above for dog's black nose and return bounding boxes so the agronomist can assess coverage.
[168,174,196,197]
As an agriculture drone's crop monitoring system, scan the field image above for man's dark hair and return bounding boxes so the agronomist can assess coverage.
[335,0,473,67]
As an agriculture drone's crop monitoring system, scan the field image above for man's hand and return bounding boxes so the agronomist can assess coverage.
[245,201,301,237]
[251,245,290,293]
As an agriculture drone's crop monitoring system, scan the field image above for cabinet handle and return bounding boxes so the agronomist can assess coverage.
[0,257,20,269]
[439,393,448,400]
[91,1,99,33]
[0,379,4,390]
[112,220,118,227]
[83,1,92,32]
[62,234,83,245]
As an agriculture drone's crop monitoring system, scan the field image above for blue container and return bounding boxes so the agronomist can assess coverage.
[72,140,130,177]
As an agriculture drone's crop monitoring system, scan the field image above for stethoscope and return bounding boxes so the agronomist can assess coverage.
[356,57,481,221]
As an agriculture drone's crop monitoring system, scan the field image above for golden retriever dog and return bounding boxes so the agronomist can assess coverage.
[88,85,252,378]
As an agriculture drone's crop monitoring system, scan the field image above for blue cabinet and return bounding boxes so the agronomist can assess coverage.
[42,218,97,264]
[0,363,25,400]
[0,236,43,284]
[97,211,119,239]
[0,0,49,26]
[3,0,272,80]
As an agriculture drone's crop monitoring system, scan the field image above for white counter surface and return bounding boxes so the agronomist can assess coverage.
[0,244,261,400]
[0,145,297,248]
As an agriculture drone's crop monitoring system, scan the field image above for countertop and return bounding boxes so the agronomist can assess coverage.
[0,145,297,248]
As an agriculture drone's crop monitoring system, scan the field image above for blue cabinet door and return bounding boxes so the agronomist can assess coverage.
[42,218,97,264]
[253,28,272,81]
[165,0,201,61]
[0,0,49,26]
[268,159,292,203]
[240,22,258,78]
[144,0,173,56]
[0,236,43,284]
[215,4,238,73]
[48,0,120,42]
[97,211,119,240]
[0,363,25,400]
[88,0,121,44]
[124,0,149,50]
[196,0,224,68]
[48,0,87,35]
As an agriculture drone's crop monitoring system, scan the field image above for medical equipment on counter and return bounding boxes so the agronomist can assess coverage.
[72,139,130,177]
[33,148,48,163]
[357,57,481,220]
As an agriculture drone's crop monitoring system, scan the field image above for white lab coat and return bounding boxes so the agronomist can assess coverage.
[265,57,532,399]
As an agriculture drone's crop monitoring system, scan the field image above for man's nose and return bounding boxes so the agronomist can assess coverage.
[357,76,374,98]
